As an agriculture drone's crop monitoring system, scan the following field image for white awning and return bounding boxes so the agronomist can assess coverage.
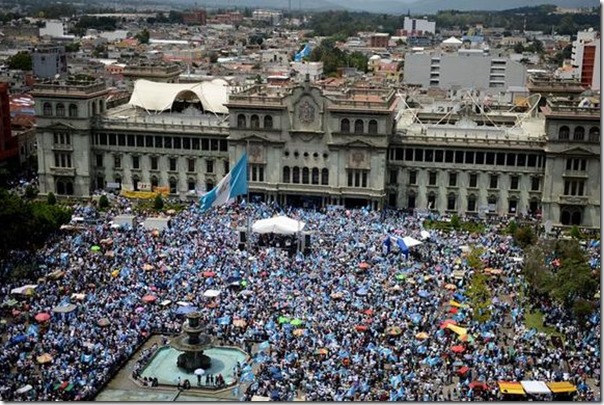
[252,216,305,235]
[520,381,551,395]
[129,79,229,114]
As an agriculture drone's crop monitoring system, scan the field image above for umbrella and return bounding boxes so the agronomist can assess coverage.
[291,318,303,326]
[440,319,457,329]
[159,300,172,306]
[444,284,457,290]
[418,290,429,298]
[415,332,429,340]
[387,326,402,336]
[363,309,374,316]
[135,306,145,313]
[142,264,154,271]
[233,319,247,327]
[358,262,370,270]
[202,271,216,277]
[175,306,198,315]
[457,366,470,375]
[194,368,205,376]
[395,274,406,280]
[239,290,254,297]
[97,318,110,327]
[469,381,488,390]
[278,316,291,324]
[314,348,328,355]
[293,328,305,337]
[166,209,176,215]
[142,295,157,303]
[356,288,368,296]
[104,251,115,258]
[355,325,368,332]
[16,385,33,394]
[91,245,101,252]
[203,289,221,298]
[151,229,160,237]
[451,345,465,353]
[330,292,343,299]
[35,313,51,322]
[449,307,459,314]
[37,353,53,364]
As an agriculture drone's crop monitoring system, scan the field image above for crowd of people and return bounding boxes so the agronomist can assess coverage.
[0,196,600,401]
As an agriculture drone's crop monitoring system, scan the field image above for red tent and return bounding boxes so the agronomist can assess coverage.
[202,271,216,277]
[469,381,488,390]
[142,295,157,303]
[457,366,470,375]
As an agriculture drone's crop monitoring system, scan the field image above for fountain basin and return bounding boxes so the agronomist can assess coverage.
[140,346,248,386]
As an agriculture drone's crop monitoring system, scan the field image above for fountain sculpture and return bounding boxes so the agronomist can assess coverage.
[171,312,214,372]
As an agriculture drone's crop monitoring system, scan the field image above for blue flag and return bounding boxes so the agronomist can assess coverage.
[383,236,391,254]
[396,236,409,256]
[200,153,248,211]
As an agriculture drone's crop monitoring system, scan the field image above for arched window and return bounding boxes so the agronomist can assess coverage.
[311,168,319,184]
[427,192,436,210]
[292,167,300,184]
[341,119,350,133]
[169,177,177,194]
[447,193,456,211]
[283,166,290,183]
[151,175,159,190]
[264,115,273,129]
[251,114,260,129]
[56,179,65,195]
[187,178,196,192]
[573,126,585,141]
[302,167,310,184]
[205,180,214,192]
[56,103,65,117]
[132,175,140,191]
[354,119,364,134]
[43,102,52,116]
[68,104,78,118]
[559,126,569,140]
[368,119,378,134]
[467,194,476,212]
[237,114,246,128]
[321,168,329,185]
[589,127,600,142]
[65,181,74,195]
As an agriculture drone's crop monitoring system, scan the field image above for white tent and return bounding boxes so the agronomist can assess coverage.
[10,284,38,295]
[520,381,551,395]
[442,36,463,45]
[128,79,229,114]
[420,230,431,240]
[252,216,305,235]
[203,289,221,298]
[400,236,423,248]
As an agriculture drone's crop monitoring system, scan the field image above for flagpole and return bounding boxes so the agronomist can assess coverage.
[246,139,251,261]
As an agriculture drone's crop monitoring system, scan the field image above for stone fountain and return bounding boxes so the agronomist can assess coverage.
[171,311,214,372]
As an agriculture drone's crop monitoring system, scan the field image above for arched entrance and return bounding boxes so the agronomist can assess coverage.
[560,206,583,226]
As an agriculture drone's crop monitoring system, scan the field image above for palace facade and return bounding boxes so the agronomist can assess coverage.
[33,75,600,228]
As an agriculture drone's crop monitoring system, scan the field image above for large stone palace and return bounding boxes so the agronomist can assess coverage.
[33,75,600,228]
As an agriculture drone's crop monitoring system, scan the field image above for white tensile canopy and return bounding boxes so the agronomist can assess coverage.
[442,36,463,45]
[520,381,551,395]
[252,216,306,235]
[128,79,229,114]
[399,236,423,248]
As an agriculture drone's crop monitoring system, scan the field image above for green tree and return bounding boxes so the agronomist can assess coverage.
[514,226,536,248]
[450,214,460,230]
[65,42,81,53]
[98,194,110,210]
[24,185,38,200]
[7,51,32,71]
[467,246,485,271]
[467,272,492,323]
[550,258,598,308]
[569,225,581,240]
[135,28,150,44]
[513,42,525,54]
[47,192,56,205]
[153,194,164,211]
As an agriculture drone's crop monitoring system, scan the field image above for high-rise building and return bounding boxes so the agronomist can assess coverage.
[571,28,600,90]
[401,16,436,36]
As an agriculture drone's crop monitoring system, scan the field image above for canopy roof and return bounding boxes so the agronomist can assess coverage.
[521,381,551,395]
[546,381,576,394]
[252,216,305,235]
[443,36,463,45]
[128,79,229,114]
[498,381,525,395]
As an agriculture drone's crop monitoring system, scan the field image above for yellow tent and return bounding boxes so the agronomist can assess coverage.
[546,381,576,394]
[498,381,525,395]
[446,324,468,336]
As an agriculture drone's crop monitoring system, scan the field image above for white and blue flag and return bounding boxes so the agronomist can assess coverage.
[200,153,248,211]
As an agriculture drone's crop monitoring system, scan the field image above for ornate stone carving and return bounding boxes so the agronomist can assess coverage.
[298,100,316,125]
